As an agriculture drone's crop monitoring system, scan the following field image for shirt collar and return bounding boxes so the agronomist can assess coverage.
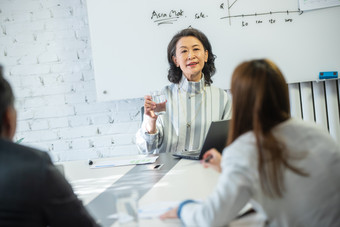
[178,74,205,95]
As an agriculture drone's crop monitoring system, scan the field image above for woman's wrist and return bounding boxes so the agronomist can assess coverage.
[145,116,157,134]
[147,129,157,134]
[177,200,196,219]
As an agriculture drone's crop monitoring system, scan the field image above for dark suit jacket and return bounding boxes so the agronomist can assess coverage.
[0,138,100,227]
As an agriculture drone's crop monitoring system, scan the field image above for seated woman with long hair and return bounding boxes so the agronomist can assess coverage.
[160,59,340,227]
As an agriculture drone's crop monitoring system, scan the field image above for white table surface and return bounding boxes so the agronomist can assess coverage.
[56,156,136,204]
[57,154,265,227]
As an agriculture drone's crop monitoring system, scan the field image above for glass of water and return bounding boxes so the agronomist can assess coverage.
[115,189,139,227]
[150,90,166,115]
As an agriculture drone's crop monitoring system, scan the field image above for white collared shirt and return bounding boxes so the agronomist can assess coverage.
[136,75,232,154]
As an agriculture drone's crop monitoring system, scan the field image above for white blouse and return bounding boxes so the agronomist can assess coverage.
[180,118,340,227]
[136,75,232,154]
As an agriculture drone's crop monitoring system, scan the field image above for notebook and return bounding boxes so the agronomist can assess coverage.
[172,119,230,160]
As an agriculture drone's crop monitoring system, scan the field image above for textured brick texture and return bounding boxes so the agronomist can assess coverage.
[0,0,144,161]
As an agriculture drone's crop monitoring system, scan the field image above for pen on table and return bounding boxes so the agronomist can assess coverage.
[204,155,213,163]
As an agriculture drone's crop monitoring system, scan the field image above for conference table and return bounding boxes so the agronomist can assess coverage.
[58,153,265,227]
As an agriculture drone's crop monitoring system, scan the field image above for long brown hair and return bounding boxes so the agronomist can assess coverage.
[228,59,306,197]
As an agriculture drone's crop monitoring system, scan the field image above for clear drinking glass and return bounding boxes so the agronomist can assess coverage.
[150,90,166,115]
[115,189,139,227]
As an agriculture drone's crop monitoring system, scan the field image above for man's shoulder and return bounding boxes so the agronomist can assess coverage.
[0,138,49,162]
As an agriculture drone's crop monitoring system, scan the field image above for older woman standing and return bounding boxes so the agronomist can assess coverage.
[136,27,232,154]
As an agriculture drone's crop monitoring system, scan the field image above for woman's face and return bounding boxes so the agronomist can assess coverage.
[172,36,208,82]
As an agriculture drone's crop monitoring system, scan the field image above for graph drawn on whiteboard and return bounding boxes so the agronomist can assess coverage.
[150,1,304,27]
[219,0,303,26]
[299,0,340,11]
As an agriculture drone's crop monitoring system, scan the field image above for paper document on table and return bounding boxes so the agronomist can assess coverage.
[90,156,158,169]
[138,201,254,219]
[138,201,180,219]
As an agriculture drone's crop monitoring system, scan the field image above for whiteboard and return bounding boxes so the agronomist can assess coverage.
[86,0,340,101]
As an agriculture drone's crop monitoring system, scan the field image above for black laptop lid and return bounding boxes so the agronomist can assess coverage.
[172,119,230,160]
[198,119,230,159]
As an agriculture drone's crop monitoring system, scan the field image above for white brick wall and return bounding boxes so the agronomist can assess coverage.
[0,0,144,162]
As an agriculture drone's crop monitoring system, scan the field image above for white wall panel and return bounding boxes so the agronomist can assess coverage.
[288,83,302,119]
[325,80,340,142]
[312,81,328,131]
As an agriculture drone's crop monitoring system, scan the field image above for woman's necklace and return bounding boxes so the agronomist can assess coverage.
[178,86,206,128]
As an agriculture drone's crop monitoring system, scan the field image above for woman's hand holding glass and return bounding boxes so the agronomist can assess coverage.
[144,91,167,118]
[144,95,157,119]
[201,148,222,173]
[143,95,157,134]
[143,93,167,134]
[150,90,167,116]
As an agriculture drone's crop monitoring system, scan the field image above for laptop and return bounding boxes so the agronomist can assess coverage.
[172,119,230,160]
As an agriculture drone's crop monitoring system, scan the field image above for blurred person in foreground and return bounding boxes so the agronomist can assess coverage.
[0,65,100,227]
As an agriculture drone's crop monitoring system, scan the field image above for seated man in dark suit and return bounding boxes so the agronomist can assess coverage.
[0,65,100,227]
